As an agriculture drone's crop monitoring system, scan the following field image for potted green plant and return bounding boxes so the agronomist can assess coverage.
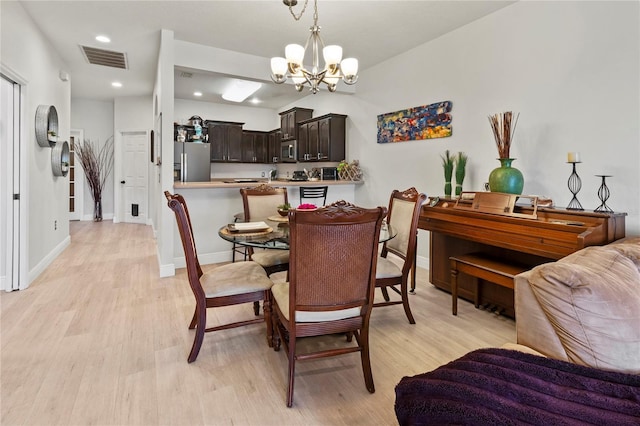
[455,152,468,197]
[277,203,291,216]
[441,150,454,197]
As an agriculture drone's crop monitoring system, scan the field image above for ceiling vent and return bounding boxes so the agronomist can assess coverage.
[80,45,128,69]
[179,71,193,78]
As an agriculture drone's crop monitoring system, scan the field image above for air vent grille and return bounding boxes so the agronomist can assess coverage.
[180,71,193,78]
[80,45,128,69]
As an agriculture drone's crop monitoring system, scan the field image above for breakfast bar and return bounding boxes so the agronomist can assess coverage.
[170,179,363,268]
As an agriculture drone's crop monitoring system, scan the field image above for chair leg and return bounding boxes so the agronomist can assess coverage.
[401,279,416,324]
[381,286,391,302]
[359,326,375,393]
[187,305,206,363]
[286,338,297,407]
[263,293,273,348]
[188,308,197,329]
[253,301,260,316]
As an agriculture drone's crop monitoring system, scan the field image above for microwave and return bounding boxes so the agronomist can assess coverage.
[280,140,297,163]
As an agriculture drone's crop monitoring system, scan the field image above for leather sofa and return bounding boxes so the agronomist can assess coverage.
[509,236,640,373]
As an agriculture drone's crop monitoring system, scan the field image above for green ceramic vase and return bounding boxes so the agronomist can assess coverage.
[488,158,524,195]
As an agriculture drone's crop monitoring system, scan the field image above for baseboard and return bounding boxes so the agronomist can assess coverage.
[416,254,429,271]
[28,235,71,286]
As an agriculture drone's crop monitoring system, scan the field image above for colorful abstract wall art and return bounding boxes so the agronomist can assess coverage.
[377,101,452,144]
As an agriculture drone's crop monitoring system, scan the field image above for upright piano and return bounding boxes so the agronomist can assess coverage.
[419,196,626,317]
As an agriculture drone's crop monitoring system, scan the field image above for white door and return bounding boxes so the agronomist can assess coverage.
[69,129,84,221]
[1,74,20,291]
[120,131,148,224]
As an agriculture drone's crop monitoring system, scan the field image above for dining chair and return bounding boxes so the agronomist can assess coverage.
[240,184,290,276]
[270,200,387,407]
[165,191,274,363]
[299,185,328,206]
[374,187,427,324]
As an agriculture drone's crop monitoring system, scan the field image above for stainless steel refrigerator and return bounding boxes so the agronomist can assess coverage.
[174,142,211,182]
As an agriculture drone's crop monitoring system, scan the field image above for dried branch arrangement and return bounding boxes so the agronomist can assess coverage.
[75,136,114,221]
[488,111,519,158]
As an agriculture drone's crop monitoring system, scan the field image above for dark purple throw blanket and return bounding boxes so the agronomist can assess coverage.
[395,348,640,425]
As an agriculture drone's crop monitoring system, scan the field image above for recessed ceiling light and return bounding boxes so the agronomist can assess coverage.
[250,98,261,104]
[96,35,111,43]
[193,91,203,97]
[111,81,122,88]
[222,80,262,102]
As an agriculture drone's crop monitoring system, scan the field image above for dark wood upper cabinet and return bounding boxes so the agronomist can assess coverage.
[297,114,347,162]
[279,107,313,141]
[241,130,268,163]
[208,121,244,162]
[268,129,282,164]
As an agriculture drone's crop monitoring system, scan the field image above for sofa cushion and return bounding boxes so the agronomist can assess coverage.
[527,243,640,374]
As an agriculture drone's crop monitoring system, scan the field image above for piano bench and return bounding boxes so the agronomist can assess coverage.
[449,253,529,316]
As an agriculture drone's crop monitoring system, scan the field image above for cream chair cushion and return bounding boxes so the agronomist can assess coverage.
[271,281,361,323]
[201,261,273,298]
[525,242,640,373]
[386,198,415,256]
[251,249,290,268]
[376,256,402,279]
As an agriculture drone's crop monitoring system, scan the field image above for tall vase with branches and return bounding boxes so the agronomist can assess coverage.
[75,136,114,221]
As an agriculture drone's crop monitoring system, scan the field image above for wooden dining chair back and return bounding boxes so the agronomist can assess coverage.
[270,200,387,407]
[374,187,427,324]
[165,191,274,363]
[299,185,328,206]
[240,184,290,276]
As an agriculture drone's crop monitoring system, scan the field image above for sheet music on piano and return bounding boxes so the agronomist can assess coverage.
[454,192,538,220]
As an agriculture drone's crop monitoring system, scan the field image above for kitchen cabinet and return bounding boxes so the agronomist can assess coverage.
[279,107,313,141]
[298,114,347,162]
[241,130,268,163]
[268,129,282,163]
[208,121,243,162]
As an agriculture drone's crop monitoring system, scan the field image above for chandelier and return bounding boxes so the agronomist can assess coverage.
[270,0,358,94]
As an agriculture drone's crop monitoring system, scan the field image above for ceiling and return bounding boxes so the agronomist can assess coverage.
[17,0,515,109]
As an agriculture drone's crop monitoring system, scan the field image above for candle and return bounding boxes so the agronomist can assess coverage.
[567,152,581,163]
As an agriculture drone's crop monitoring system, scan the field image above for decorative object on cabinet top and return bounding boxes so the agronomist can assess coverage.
[35,104,59,148]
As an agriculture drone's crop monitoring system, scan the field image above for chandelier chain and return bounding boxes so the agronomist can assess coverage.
[287,0,310,21]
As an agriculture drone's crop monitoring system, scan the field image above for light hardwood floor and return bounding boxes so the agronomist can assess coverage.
[1,221,515,425]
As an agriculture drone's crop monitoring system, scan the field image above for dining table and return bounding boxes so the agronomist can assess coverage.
[218,213,396,250]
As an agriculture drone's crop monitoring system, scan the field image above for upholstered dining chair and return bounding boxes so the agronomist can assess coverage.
[299,185,328,206]
[270,200,387,407]
[165,191,274,363]
[240,184,290,276]
[374,187,427,324]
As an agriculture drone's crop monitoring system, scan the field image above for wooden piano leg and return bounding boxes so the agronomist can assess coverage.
[474,278,480,309]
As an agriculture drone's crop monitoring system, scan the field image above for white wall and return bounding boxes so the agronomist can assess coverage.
[1,1,71,284]
[280,1,640,268]
[70,99,115,219]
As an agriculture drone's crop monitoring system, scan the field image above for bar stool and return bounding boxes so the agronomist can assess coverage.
[299,186,328,206]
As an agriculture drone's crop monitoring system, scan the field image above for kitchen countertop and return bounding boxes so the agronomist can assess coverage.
[173,178,364,189]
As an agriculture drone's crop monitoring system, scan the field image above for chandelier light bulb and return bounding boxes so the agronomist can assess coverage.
[285,44,305,66]
[323,45,343,69]
[341,57,359,84]
[270,57,288,82]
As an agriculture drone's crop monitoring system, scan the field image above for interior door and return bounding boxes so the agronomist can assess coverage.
[120,131,148,224]
[1,74,20,291]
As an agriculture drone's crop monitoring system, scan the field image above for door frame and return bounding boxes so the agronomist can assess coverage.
[69,129,85,221]
[1,65,28,291]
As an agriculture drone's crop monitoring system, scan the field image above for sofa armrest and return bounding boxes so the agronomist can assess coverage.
[514,270,569,360]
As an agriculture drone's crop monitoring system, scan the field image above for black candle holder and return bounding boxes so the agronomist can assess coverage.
[594,175,613,212]
[566,162,583,210]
